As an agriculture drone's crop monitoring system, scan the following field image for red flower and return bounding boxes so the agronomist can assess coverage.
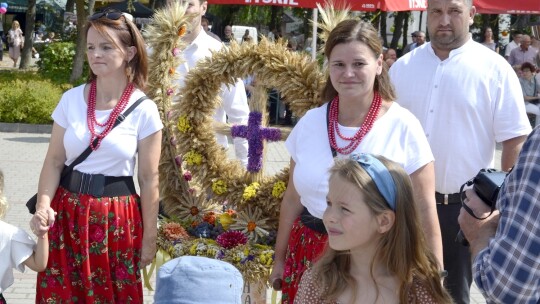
[89,225,106,243]
[216,231,248,249]
[115,265,130,280]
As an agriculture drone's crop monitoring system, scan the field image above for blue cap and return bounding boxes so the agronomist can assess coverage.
[154,256,244,304]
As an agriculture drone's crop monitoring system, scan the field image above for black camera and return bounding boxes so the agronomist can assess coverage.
[456,169,507,246]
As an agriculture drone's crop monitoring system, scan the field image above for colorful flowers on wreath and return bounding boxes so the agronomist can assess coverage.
[177,115,192,133]
[212,179,228,195]
[184,150,203,165]
[229,206,271,242]
[161,222,190,242]
[272,180,287,198]
[242,182,260,201]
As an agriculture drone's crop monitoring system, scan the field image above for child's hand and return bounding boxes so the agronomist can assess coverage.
[30,209,56,238]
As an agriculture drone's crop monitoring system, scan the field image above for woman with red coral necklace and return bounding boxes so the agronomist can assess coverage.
[31,10,163,303]
[270,19,443,304]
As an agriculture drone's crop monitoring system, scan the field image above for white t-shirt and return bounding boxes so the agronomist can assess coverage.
[52,84,163,176]
[390,39,531,193]
[176,29,249,165]
[0,221,35,293]
[504,40,520,58]
[285,102,434,219]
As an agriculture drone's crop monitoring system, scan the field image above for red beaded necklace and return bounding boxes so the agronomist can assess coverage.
[87,80,135,150]
[328,92,382,155]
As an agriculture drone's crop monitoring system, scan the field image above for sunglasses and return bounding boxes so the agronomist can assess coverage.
[89,10,124,21]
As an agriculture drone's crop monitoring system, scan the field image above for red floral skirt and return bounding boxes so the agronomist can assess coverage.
[36,186,144,304]
[281,217,328,304]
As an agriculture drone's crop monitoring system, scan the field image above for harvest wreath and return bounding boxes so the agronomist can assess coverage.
[145,2,325,284]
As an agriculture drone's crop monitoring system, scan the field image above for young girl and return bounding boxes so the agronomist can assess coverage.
[0,170,49,303]
[295,154,453,304]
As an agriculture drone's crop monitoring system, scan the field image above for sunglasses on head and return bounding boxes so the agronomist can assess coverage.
[89,10,124,21]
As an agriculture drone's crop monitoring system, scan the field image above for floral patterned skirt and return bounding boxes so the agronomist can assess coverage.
[281,217,328,304]
[36,186,144,304]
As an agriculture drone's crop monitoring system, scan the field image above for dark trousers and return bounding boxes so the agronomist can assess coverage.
[437,203,472,304]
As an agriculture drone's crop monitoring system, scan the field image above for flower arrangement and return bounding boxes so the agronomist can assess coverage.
[157,205,277,282]
[146,0,325,285]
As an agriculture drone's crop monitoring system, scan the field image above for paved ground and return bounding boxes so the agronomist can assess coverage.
[0,128,489,303]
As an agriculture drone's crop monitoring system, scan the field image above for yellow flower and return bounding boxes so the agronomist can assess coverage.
[242,182,260,200]
[218,213,233,230]
[184,150,203,165]
[212,180,228,195]
[272,181,287,198]
[259,250,274,266]
[177,115,192,133]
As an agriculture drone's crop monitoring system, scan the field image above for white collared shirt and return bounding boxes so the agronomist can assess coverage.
[176,29,249,165]
[390,39,531,193]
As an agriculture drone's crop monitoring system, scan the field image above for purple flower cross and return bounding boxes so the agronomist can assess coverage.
[231,112,281,172]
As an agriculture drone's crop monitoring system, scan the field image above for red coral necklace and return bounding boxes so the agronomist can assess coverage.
[87,80,134,150]
[328,92,382,155]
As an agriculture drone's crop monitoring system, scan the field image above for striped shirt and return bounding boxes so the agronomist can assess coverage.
[473,126,540,303]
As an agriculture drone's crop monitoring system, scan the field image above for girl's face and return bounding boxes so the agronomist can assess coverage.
[323,175,384,253]
[86,26,134,79]
[328,41,383,100]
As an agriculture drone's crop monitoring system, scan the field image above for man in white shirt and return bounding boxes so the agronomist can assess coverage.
[504,31,522,60]
[389,0,531,303]
[177,0,249,165]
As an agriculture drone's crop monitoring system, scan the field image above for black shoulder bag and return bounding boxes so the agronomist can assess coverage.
[26,95,148,214]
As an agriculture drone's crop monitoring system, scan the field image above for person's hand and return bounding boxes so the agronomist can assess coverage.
[140,236,157,269]
[458,189,500,244]
[30,208,56,239]
[269,259,285,290]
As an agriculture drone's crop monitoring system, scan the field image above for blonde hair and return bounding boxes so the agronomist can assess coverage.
[0,170,8,219]
[312,156,453,303]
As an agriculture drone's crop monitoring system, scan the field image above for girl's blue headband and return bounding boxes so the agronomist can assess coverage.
[351,153,397,211]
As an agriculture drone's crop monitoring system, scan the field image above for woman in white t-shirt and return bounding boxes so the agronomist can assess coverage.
[0,170,49,303]
[269,19,442,304]
[31,10,163,303]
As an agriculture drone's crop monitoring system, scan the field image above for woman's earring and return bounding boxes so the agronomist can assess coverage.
[125,62,133,82]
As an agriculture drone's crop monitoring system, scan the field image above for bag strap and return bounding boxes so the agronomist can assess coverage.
[326,101,337,158]
[59,95,149,179]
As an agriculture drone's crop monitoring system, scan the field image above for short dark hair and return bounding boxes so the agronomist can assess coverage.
[521,62,536,72]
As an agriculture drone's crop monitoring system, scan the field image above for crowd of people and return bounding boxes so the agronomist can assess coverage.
[0,0,539,303]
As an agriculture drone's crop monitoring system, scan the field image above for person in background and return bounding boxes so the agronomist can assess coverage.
[296,154,453,304]
[32,9,163,302]
[458,126,540,303]
[480,26,499,53]
[223,25,234,45]
[7,21,23,68]
[504,31,522,60]
[519,62,540,127]
[270,18,442,304]
[241,29,252,43]
[0,170,50,303]
[176,0,249,166]
[389,0,531,303]
[201,15,220,42]
[508,34,538,68]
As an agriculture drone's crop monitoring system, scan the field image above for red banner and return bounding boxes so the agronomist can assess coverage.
[474,0,540,14]
[207,0,426,11]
